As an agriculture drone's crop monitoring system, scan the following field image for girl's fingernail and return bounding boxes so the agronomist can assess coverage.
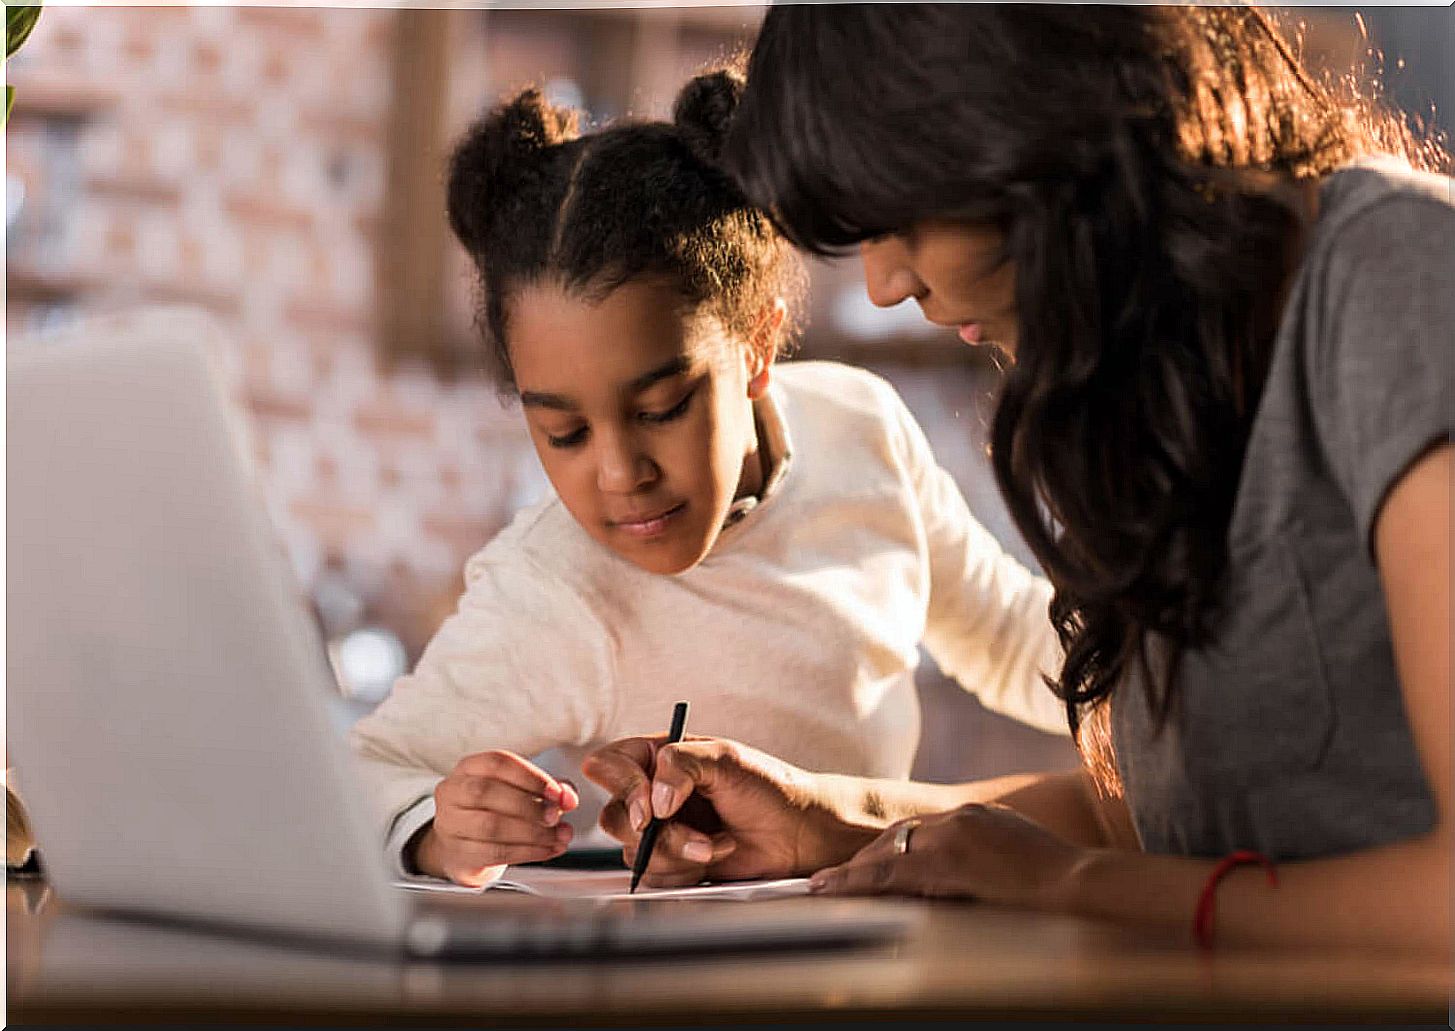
[652,782,674,818]
[629,800,647,832]
[543,805,561,826]
[682,840,712,863]
[808,875,828,893]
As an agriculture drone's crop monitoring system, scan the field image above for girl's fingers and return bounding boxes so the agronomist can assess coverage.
[454,750,571,806]
[439,774,568,827]
[448,837,568,875]
[437,807,575,850]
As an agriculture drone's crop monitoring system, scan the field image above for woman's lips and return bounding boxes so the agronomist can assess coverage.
[611,502,686,538]
[957,322,984,345]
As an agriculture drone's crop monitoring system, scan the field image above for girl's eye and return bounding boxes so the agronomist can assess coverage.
[546,426,588,449]
[638,389,695,425]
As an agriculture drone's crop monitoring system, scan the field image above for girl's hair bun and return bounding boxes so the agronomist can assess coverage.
[495,86,579,154]
[447,87,580,252]
[671,66,746,167]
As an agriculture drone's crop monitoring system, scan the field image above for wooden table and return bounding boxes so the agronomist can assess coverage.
[7,880,1447,1025]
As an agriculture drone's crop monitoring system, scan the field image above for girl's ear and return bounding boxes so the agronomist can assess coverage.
[746,298,787,400]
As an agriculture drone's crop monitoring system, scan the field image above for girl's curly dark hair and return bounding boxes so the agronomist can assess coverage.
[724,4,1447,753]
[446,66,806,393]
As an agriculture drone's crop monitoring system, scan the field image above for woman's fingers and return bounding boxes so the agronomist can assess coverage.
[582,738,657,832]
[625,824,739,888]
[808,855,899,896]
[807,820,911,895]
[648,738,735,818]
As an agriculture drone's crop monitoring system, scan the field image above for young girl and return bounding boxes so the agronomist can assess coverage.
[348,68,1068,886]
[587,7,1452,954]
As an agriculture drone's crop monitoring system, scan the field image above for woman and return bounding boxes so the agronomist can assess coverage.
[583,5,1451,952]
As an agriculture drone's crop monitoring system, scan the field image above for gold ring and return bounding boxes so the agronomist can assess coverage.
[892,818,920,857]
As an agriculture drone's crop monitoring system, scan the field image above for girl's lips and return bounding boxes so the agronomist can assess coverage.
[611,502,686,538]
[957,322,984,345]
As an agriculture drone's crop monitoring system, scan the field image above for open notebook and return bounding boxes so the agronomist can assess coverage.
[395,867,811,902]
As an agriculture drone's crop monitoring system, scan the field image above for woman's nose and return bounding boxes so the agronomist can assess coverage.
[596,430,657,494]
[860,239,924,308]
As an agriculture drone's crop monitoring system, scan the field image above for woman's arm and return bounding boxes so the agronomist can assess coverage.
[582,736,1130,887]
[821,766,1134,850]
[815,444,1451,953]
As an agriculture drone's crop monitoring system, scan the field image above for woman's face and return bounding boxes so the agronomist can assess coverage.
[859,220,1019,354]
[507,279,770,576]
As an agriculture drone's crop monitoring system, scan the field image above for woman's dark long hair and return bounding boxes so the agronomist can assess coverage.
[725,4,1446,754]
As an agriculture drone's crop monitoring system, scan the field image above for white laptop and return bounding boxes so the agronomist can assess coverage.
[5,310,922,958]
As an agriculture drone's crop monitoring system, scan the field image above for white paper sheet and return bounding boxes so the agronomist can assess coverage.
[393,867,811,902]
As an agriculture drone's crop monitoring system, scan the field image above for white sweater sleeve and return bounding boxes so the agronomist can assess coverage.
[890,390,1070,736]
[348,543,618,845]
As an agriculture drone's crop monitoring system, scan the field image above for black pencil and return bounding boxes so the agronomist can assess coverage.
[629,700,689,894]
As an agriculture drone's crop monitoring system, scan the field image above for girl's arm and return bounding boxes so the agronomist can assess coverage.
[886,384,1069,736]
[814,444,1450,954]
[349,547,613,853]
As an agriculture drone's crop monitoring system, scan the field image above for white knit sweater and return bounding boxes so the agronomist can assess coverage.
[349,361,1067,866]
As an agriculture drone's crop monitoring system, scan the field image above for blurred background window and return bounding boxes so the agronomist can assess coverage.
[6,4,1449,783]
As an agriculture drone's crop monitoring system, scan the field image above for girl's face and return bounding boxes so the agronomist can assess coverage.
[508,279,771,576]
[858,220,1020,354]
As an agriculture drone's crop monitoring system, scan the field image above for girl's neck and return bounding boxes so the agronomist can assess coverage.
[734,410,770,502]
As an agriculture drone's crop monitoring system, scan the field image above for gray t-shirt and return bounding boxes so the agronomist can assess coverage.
[1113,159,1453,860]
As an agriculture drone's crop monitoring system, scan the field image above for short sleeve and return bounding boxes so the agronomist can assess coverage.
[1314,193,1455,552]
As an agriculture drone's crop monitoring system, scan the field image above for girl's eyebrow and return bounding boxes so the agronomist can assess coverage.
[519,390,577,412]
[521,356,693,412]
[627,356,692,394]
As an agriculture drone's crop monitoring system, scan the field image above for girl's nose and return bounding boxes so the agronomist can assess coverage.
[596,430,657,494]
[860,238,924,308]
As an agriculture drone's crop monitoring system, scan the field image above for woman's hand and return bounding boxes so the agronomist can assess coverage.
[582,735,878,888]
[807,802,1088,909]
[410,750,579,886]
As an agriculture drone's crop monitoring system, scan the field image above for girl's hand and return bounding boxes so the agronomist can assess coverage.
[582,735,878,887]
[410,750,578,886]
[807,802,1087,908]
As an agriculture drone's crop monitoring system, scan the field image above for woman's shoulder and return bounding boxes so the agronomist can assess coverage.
[1314,157,1455,252]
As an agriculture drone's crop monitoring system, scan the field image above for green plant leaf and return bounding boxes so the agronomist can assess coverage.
[4,83,13,127]
[7,5,42,60]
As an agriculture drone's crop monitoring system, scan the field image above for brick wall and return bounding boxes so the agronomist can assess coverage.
[7,6,544,657]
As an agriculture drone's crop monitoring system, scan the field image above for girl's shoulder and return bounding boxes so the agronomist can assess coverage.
[460,493,609,595]
[773,359,914,433]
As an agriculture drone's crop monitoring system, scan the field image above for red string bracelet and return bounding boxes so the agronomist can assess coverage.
[1192,849,1278,949]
